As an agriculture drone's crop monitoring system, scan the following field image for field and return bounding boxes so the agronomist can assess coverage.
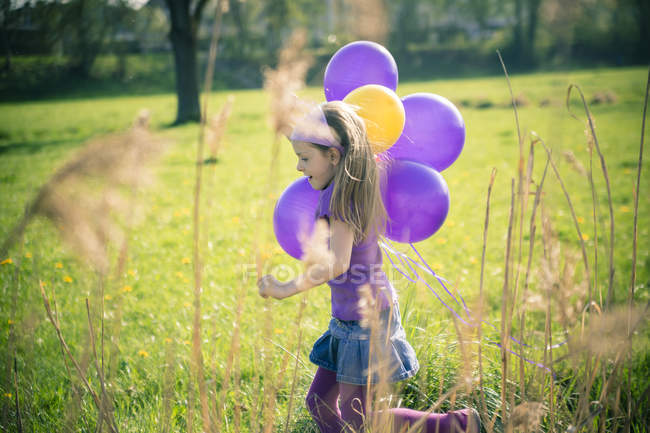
[0,66,649,432]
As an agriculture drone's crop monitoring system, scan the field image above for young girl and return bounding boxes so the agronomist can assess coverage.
[258,101,480,433]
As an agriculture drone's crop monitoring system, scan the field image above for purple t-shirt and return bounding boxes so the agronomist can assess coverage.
[317,180,394,320]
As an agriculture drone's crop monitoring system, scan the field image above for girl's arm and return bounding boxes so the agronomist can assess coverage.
[258,219,354,299]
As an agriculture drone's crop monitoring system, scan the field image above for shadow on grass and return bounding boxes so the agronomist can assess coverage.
[0,139,81,156]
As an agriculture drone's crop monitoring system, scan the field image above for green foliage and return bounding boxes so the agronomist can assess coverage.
[0,67,649,432]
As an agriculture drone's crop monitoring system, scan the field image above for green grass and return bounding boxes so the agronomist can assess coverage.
[0,66,649,432]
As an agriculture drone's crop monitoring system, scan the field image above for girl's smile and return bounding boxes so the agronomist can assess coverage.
[292,141,339,190]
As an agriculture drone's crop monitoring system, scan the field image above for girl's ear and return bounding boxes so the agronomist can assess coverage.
[328,148,342,166]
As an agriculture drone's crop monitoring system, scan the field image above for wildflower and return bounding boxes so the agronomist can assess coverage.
[181,257,191,264]
[63,276,73,283]
[55,262,63,269]
[274,328,284,334]
[184,302,191,308]
[464,235,471,241]
[173,211,181,217]
[25,252,32,258]
[231,216,240,225]
[434,263,444,270]
[469,256,478,264]
[436,237,447,245]
[122,285,133,293]
[581,233,590,241]
[8,319,14,325]
[128,269,136,276]
[238,249,246,257]
[4,393,11,399]
[183,340,190,345]
[620,205,630,213]
[577,216,585,224]
[181,208,190,215]
[105,295,112,301]
[165,338,172,343]
[138,350,149,358]
[0,258,12,265]
[176,272,184,279]
[183,278,189,284]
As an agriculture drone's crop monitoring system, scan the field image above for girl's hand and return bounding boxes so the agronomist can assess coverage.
[257,274,290,299]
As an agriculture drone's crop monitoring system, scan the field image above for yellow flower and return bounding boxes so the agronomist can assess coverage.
[8,319,14,325]
[183,278,190,284]
[469,256,478,264]
[0,258,12,265]
[623,168,632,174]
[274,328,284,334]
[436,237,447,244]
[181,257,191,264]
[25,252,32,259]
[176,271,184,279]
[173,211,181,217]
[238,249,246,257]
[122,285,133,293]
[55,262,63,269]
[183,340,191,345]
[164,338,172,343]
[138,350,149,358]
[128,269,136,276]
[182,208,190,215]
[577,216,585,224]
[434,263,444,270]
[184,302,191,308]
[4,393,11,399]
[581,233,590,241]
[104,295,112,301]
[464,235,471,241]
[231,216,240,225]
[446,220,456,227]
[620,205,631,213]
[63,276,73,283]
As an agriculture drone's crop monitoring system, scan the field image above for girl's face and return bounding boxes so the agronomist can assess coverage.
[292,141,339,190]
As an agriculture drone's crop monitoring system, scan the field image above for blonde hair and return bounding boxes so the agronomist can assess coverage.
[315,101,387,244]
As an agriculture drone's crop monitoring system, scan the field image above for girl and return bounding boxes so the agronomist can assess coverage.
[258,101,480,433]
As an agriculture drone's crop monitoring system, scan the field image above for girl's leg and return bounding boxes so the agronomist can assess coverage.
[338,383,369,432]
[306,367,346,433]
[389,407,481,433]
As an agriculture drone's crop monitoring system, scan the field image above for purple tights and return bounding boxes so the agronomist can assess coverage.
[305,368,476,433]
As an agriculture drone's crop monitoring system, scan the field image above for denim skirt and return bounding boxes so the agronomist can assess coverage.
[309,302,419,385]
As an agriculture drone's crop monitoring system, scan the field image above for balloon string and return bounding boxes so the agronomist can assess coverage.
[380,241,472,326]
[379,241,567,358]
[410,242,471,314]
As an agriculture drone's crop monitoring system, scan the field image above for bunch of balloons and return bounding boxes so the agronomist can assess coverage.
[274,41,465,259]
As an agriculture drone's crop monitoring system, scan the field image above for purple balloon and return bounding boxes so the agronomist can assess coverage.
[383,93,465,172]
[273,177,320,260]
[382,160,450,243]
[324,41,398,102]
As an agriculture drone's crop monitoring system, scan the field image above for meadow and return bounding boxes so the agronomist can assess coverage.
[0,65,648,432]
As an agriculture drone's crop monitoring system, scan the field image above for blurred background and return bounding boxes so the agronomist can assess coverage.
[1,0,648,104]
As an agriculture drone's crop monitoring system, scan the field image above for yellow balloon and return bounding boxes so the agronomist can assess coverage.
[343,84,405,154]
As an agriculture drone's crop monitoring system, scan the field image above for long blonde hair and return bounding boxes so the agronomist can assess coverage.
[316,101,387,244]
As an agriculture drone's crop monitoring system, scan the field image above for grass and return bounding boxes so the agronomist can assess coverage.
[0,65,649,432]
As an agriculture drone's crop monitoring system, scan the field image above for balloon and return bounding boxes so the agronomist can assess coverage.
[324,41,398,102]
[273,177,321,260]
[343,84,405,154]
[382,160,450,243]
[383,93,465,172]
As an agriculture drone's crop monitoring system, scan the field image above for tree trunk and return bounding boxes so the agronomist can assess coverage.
[1,0,10,72]
[525,0,542,66]
[165,0,201,124]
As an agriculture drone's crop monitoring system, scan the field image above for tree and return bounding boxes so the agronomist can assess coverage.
[163,0,213,124]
